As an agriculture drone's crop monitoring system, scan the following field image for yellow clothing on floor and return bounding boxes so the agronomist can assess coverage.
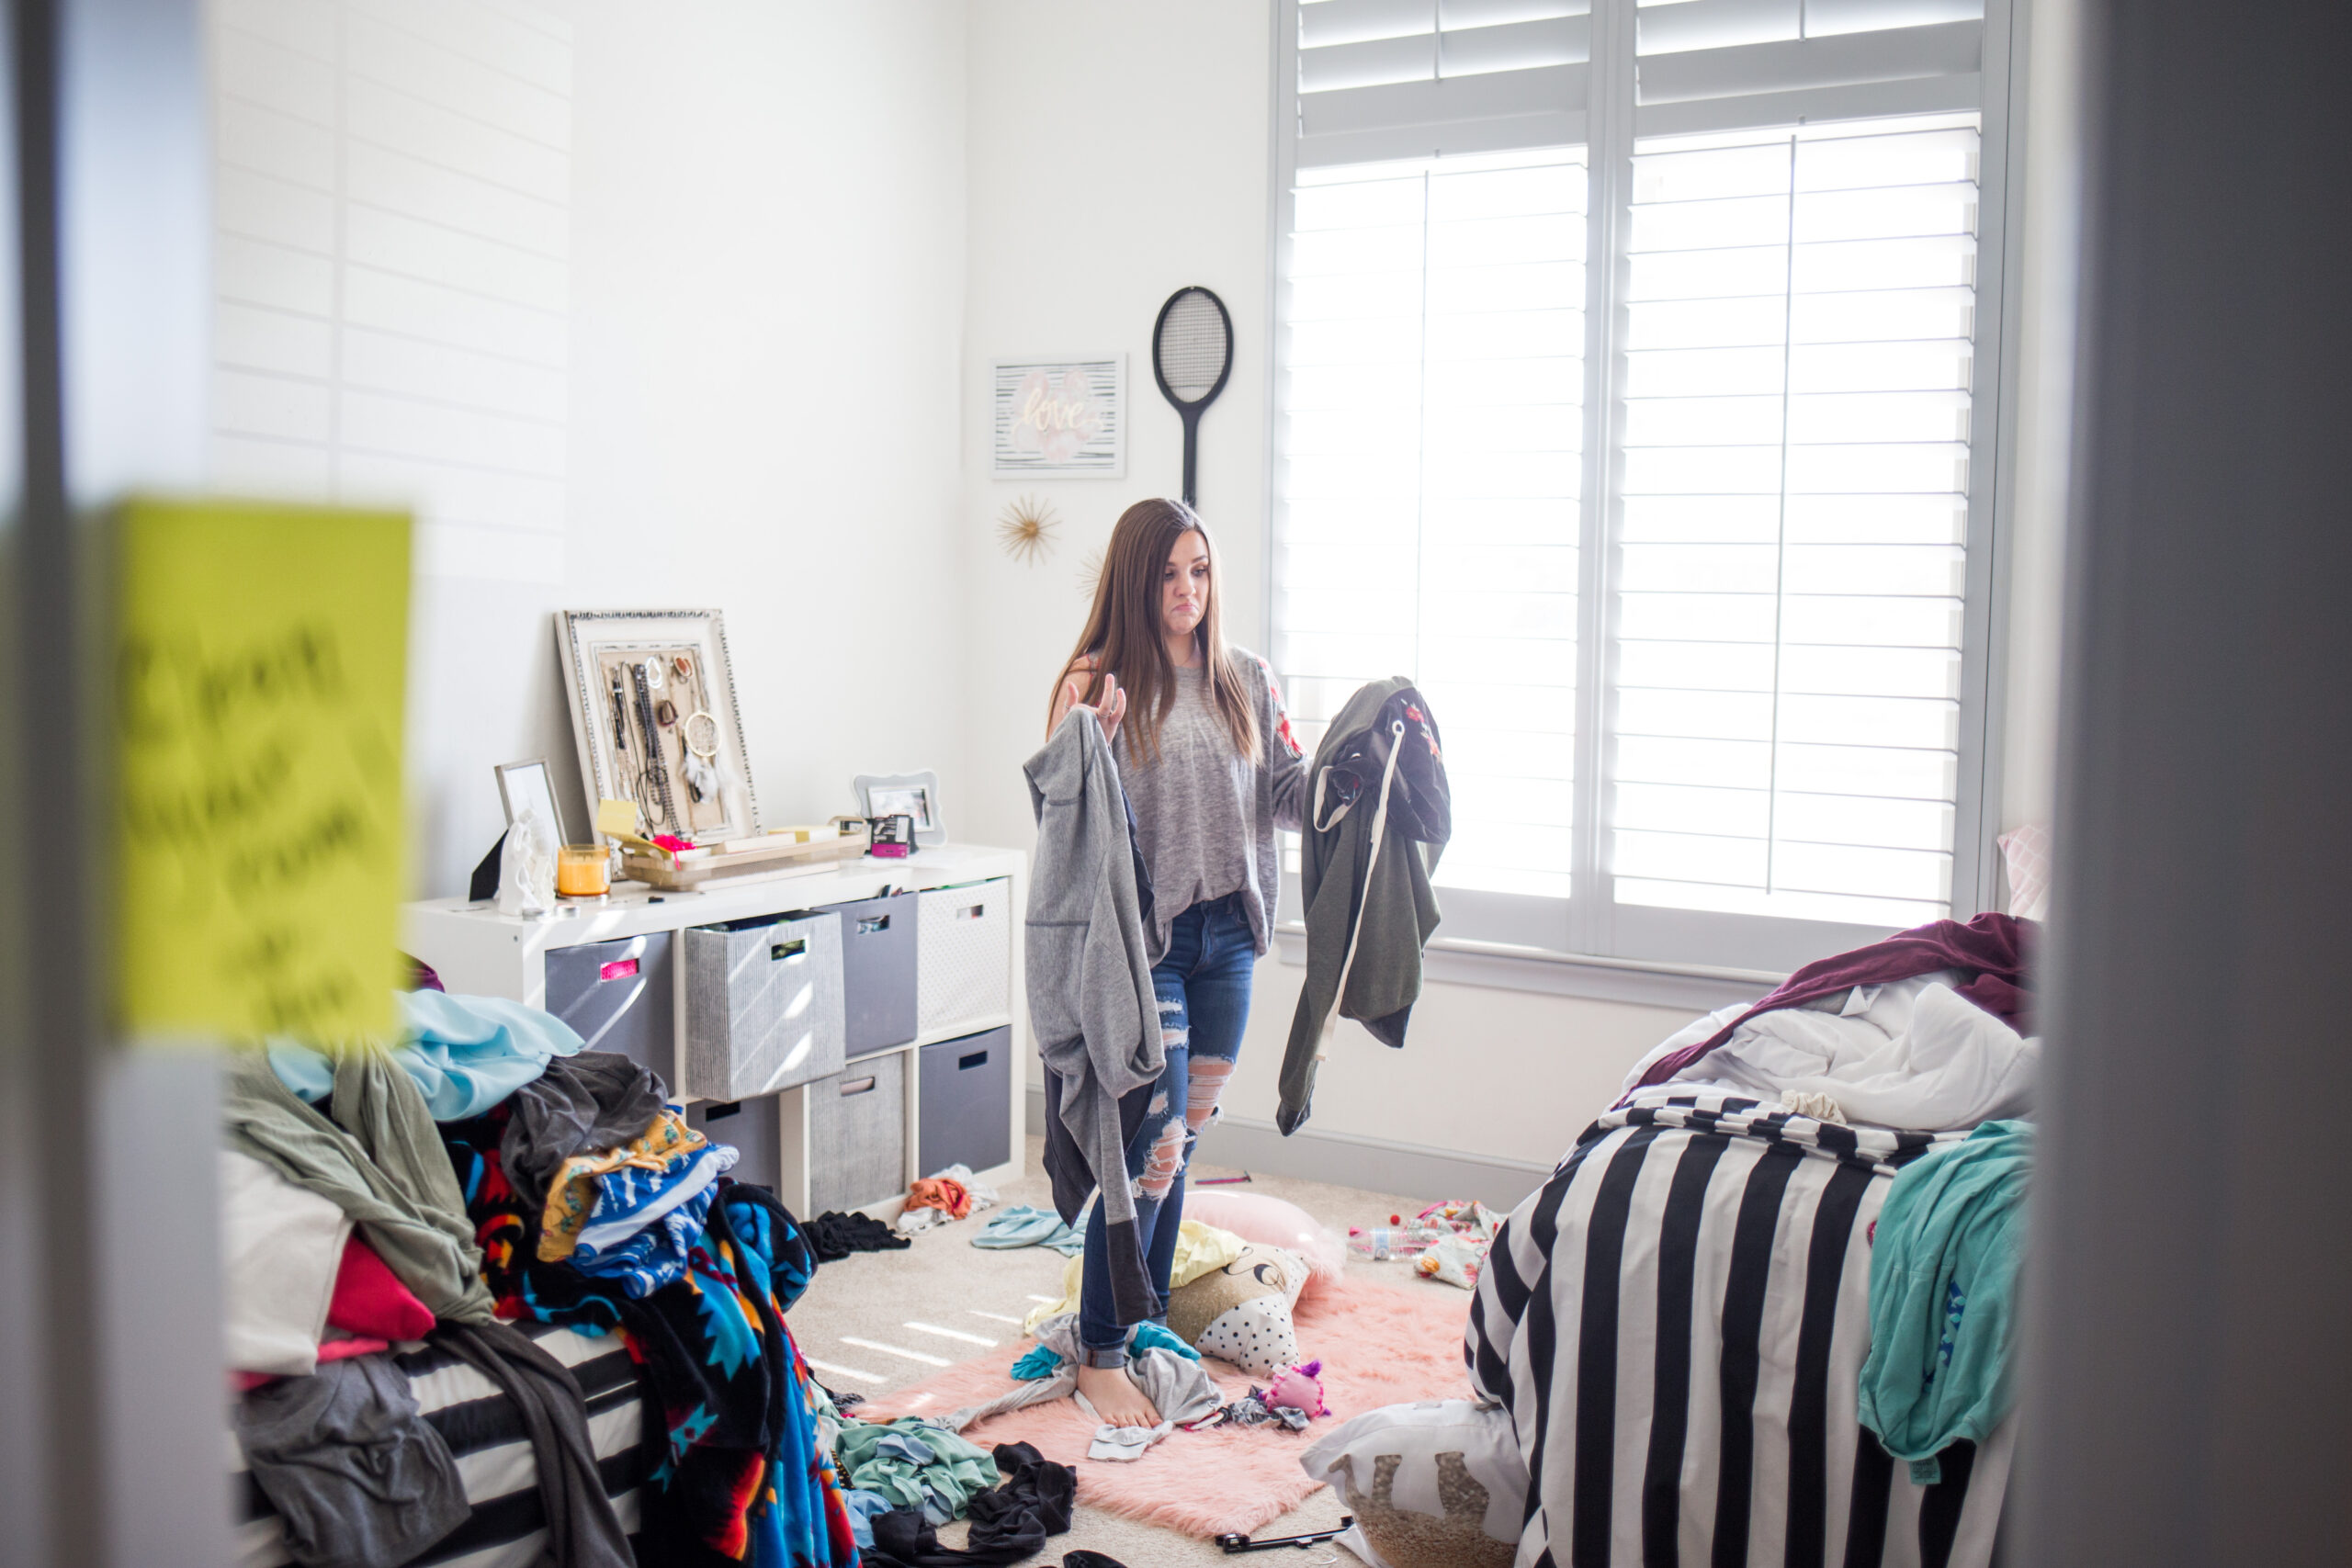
[1021,1219,1245,1333]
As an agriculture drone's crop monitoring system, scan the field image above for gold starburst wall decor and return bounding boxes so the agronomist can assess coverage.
[1078,547,1104,599]
[996,494,1060,564]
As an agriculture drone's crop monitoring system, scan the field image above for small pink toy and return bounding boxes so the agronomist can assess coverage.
[1265,1359,1329,1419]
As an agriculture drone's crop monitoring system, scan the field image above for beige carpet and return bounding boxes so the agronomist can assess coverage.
[786,1134,1466,1566]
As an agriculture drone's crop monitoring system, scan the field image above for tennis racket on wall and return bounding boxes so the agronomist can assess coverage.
[1152,285,1234,507]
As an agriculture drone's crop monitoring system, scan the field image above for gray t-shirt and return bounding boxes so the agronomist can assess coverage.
[1114,648,1308,958]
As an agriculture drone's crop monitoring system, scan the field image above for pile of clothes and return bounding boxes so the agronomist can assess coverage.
[223,978,860,1568]
[1623,910,2039,1131]
[825,1424,1094,1567]
[890,1162,999,1236]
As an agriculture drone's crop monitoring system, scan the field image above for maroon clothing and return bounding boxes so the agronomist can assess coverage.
[1630,912,2037,1096]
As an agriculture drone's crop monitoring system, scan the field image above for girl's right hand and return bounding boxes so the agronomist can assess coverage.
[1057,670,1126,742]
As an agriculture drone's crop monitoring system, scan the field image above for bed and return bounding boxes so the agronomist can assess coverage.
[231,1322,655,1568]
[1466,1089,2015,1568]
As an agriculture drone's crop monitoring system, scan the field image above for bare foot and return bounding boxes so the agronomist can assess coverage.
[1075,1359,1163,1428]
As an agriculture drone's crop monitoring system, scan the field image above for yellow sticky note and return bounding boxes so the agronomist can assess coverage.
[115,498,410,1044]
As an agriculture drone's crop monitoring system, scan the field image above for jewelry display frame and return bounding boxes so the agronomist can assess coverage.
[556,609,760,846]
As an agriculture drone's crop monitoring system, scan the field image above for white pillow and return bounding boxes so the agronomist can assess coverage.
[1997,823,2051,921]
[1300,1399,1527,1568]
[220,1149,352,1378]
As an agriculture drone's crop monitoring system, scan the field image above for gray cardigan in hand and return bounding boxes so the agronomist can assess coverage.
[1023,707,1166,1325]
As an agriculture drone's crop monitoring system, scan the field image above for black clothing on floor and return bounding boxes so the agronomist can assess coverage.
[806,1209,913,1260]
[864,1442,1077,1567]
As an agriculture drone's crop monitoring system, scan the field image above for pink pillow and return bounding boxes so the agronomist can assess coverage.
[1997,823,2052,921]
[1184,1190,1347,1296]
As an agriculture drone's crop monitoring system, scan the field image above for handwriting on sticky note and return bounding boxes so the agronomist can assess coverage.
[116,499,410,1044]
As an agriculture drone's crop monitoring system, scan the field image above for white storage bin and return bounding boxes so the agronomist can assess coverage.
[917,878,1012,1032]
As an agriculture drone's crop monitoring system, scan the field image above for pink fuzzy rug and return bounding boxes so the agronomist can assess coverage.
[858,1275,1476,1540]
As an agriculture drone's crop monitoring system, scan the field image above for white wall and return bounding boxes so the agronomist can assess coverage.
[206,0,973,897]
[957,0,1278,855]
[959,0,2074,1179]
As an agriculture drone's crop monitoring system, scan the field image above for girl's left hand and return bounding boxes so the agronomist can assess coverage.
[1058,671,1127,742]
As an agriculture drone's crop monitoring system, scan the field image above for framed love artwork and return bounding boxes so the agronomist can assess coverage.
[555,609,760,846]
[990,354,1125,477]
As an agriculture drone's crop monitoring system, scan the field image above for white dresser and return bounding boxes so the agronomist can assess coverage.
[399,843,1028,1217]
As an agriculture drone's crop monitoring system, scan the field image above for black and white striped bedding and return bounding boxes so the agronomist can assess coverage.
[1466,1089,2015,1568]
[232,1322,655,1568]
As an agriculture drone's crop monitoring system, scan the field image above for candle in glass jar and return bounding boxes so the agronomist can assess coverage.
[556,844,610,897]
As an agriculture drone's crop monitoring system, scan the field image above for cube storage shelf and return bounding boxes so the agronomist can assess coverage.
[401,843,1026,1218]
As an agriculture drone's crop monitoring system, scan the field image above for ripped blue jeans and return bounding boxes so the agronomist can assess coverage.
[1076,892,1256,1362]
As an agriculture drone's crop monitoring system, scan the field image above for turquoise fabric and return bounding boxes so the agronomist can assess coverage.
[269,991,587,1121]
[1131,1320,1200,1363]
[832,1419,996,1525]
[1010,1317,1199,1381]
[971,1203,1086,1256]
[266,1041,337,1104]
[1859,1119,2032,1481]
[395,991,586,1117]
[1010,1341,1062,1381]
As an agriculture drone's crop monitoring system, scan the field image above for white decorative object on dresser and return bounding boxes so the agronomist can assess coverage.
[400,844,1027,1218]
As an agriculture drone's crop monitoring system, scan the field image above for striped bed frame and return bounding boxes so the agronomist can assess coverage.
[232,1322,655,1568]
[1467,1089,2015,1568]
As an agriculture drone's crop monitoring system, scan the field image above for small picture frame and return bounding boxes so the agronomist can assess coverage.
[495,758,565,840]
[854,771,944,847]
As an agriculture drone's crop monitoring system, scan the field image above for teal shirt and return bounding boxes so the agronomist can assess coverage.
[268,989,588,1120]
[1859,1119,2032,1482]
[831,1419,998,1525]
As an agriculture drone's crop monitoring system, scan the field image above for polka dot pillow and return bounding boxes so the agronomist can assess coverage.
[1166,1241,1309,1376]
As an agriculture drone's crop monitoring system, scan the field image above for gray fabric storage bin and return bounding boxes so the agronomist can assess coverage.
[808,1054,906,1213]
[682,912,843,1100]
[917,1026,1012,1179]
[688,1094,781,1193]
[820,892,919,1054]
[544,932,674,1082]
[916,880,1012,1033]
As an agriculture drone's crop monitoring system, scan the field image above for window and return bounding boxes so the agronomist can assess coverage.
[1273,0,2013,974]
[1284,149,1589,907]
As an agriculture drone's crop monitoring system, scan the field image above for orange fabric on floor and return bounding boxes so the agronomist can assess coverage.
[905,1176,973,1219]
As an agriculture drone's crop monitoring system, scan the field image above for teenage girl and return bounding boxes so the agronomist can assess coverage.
[1048,496,1307,1427]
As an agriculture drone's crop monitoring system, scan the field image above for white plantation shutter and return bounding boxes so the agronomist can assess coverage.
[1279,150,1589,939]
[1295,0,1594,166]
[1273,0,2013,972]
[1611,116,1976,946]
[1634,0,1984,136]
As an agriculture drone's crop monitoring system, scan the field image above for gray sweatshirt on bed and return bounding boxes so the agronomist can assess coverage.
[1023,708,1166,1326]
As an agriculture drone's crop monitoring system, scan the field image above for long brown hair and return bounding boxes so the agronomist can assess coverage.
[1052,498,1261,765]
